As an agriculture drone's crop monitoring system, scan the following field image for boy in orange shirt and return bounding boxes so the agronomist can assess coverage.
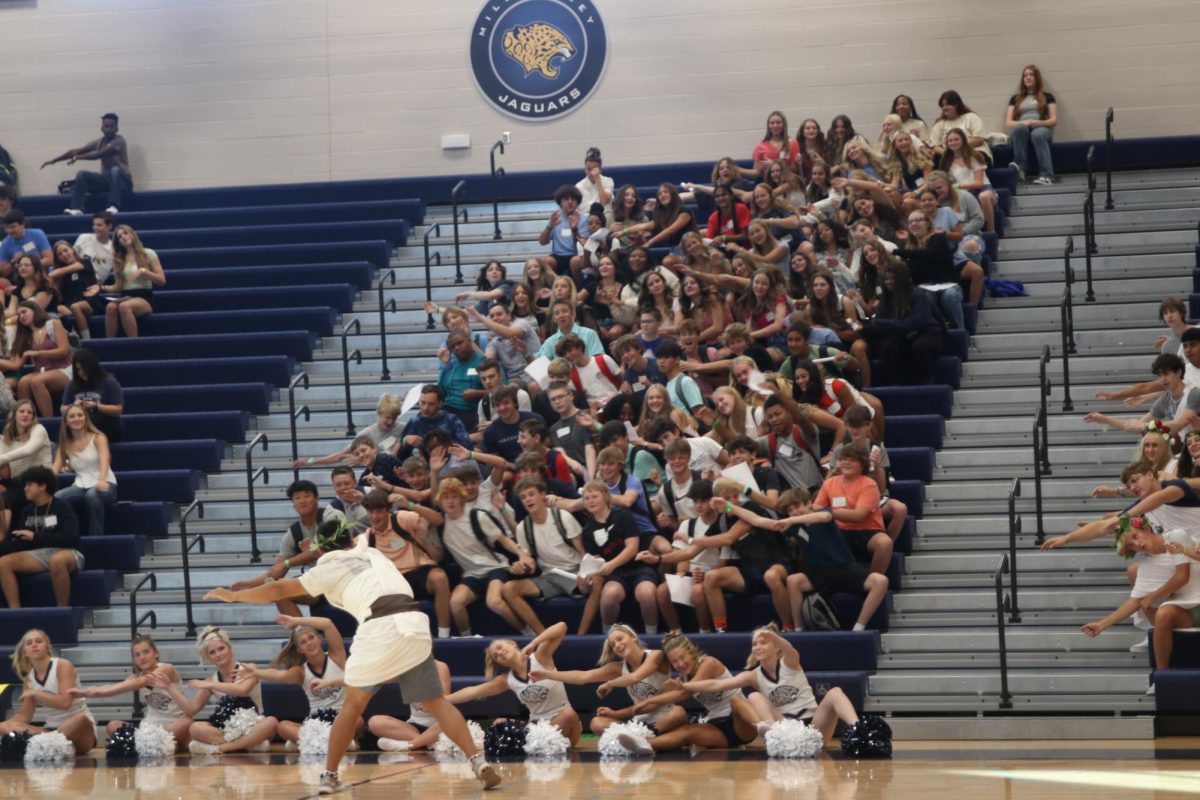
[814,442,893,575]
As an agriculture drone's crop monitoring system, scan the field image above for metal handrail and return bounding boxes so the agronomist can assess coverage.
[490,140,506,241]
[376,269,397,381]
[1005,478,1022,622]
[179,500,206,639]
[1104,107,1115,210]
[1032,409,1047,543]
[422,223,442,330]
[1038,344,1052,474]
[1083,146,1097,301]
[129,571,158,719]
[451,180,467,284]
[245,433,269,563]
[1060,288,1074,413]
[340,319,363,436]
[287,371,310,482]
[993,554,1014,709]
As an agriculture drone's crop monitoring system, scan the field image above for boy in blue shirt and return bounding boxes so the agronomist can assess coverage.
[537,184,586,279]
[0,210,52,280]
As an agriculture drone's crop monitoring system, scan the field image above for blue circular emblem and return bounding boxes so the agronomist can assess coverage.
[470,0,608,122]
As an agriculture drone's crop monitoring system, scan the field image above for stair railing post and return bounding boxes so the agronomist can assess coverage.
[1104,107,1115,210]
[490,140,506,241]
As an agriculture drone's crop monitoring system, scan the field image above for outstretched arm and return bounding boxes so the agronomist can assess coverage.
[1040,516,1121,550]
[205,578,309,604]
[444,674,509,705]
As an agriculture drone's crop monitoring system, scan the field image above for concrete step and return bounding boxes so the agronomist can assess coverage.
[869,668,1151,695]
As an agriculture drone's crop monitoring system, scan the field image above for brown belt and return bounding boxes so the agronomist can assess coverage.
[365,594,419,622]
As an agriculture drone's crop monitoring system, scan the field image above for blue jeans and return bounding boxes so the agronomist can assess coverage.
[924,284,965,330]
[56,483,118,538]
[70,166,133,210]
[1009,124,1054,179]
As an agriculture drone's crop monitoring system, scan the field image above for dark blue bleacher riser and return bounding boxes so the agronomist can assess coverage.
[168,263,375,292]
[78,535,143,571]
[107,356,294,389]
[86,331,315,362]
[43,411,247,445]
[1156,670,1200,713]
[889,480,924,519]
[993,136,1200,176]
[963,305,978,336]
[131,220,408,251]
[87,307,337,339]
[870,356,962,389]
[158,240,392,270]
[122,384,274,416]
[112,440,224,473]
[0,609,82,646]
[1148,629,1200,669]
[888,447,935,484]
[884,415,945,450]
[0,574,114,612]
[58,469,196,505]
[109,502,174,538]
[944,330,968,363]
[872,385,953,419]
[30,200,423,236]
[895,517,915,554]
[151,285,357,315]
[1189,294,1200,318]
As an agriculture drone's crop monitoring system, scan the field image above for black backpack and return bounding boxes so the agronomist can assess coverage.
[289,507,328,549]
[800,593,842,632]
[440,508,517,564]
[617,474,657,530]
[660,470,702,520]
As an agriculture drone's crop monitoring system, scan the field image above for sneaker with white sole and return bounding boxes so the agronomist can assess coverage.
[284,740,298,752]
[1033,176,1054,186]
[1011,162,1025,183]
[470,753,502,789]
[252,739,271,752]
[105,205,120,214]
[1146,683,1156,696]
[318,771,342,795]
[617,732,655,756]
[189,740,220,755]
[64,208,84,216]
[377,737,412,752]
[755,721,773,736]
[1129,639,1150,654]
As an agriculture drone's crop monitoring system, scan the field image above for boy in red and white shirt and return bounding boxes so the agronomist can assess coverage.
[555,333,621,413]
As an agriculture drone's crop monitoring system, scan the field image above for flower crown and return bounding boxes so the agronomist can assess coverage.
[1112,514,1163,559]
[1144,419,1175,445]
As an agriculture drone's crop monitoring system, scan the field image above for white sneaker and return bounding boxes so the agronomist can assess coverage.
[252,739,271,752]
[1129,639,1150,654]
[105,205,120,214]
[617,732,654,756]
[377,737,411,752]
[470,753,502,789]
[64,208,84,216]
[347,738,359,752]
[1010,162,1025,183]
[284,740,298,752]
[755,721,773,736]
[1033,176,1054,186]
[1146,683,1156,696]
[317,771,342,795]
[189,740,220,755]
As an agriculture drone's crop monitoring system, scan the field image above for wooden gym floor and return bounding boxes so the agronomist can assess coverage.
[3,739,1200,799]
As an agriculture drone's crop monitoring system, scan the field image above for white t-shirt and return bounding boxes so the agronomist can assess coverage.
[73,233,115,284]
[478,388,532,426]
[517,508,582,572]
[686,437,725,472]
[576,174,615,211]
[676,515,728,570]
[358,420,401,455]
[298,536,418,624]
[574,355,622,406]
[440,509,510,578]
[1162,529,1200,608]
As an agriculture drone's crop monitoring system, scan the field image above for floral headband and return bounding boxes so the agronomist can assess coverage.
[309,517,357,553]
[1112,514,1162,560]
[1144,419,1175,445]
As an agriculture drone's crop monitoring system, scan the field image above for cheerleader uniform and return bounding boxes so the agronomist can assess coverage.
[303,656,346,722]
[30,658,94,728]
[755,661,817,720]
[506,655,569,722]
[692,663,755,746]
[209,664,264,727]
[622,655,676,729]
[139,677,185,727]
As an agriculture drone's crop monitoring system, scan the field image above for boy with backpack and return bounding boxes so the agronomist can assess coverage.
[556,333,622,413]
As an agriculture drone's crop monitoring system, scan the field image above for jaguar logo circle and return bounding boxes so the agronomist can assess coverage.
[470,0,609,122]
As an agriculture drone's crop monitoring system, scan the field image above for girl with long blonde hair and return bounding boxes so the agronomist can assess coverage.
[103,224,166,338]
[0,628,96,754]
[179,625,280,754]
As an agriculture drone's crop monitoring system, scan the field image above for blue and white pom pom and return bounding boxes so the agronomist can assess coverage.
[222,708,263,742]
[298,718,333,756]
[764,718,824,759]
[134,723,177,760]
[434,720,485,759]
[522,720,570,760]
[598,720,655,759]
[24,731,75,765]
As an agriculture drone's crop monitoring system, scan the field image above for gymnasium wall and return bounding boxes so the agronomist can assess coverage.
[3,0,1198,195]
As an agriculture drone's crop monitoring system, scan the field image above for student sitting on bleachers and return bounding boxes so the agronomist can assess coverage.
[1085,354,1200,437]
[329,466,368,532]
[102,224,166,339]
[815,443,894,576]
[926,173,986,304]
[863,262,946,387]
[0,210,51,280]
[0,628,95,754]
[0,467,83,608]
[67,212,115,340]
[297,392,402,467]
[830,405,907,541]
[52,403,117,538]
[438,331,486,432]
[7,252,60,316]
[8,301,72,418]
[456,260,513,315]
[0,400,52,520]
[230,479,345,616]
[475,384,542,467]
[398,385,472,456]
[351,435,403,494]
[643,478,726,634]
[539,299,604,360]
[59,348,124,443]
[51,239,99,338]
[557,333,622,415]
[790,357,885,441]
[725,436,782,510]
[435,477,532,636]
[545,380,597,481]
[892,209,963,331]
[613,333,668,398]
[536,184,587,280]
[465,303,543,394]
[500,476,585,634]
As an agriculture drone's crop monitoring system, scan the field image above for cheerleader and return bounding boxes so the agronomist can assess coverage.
[237,615,359,749]
[530,624,686,735]
[67,634,192,751]
[445,621,583,746]
[673,624,860,744]
[179,626,279,754]
[367,659,453,751]
[614,634,760,755]
[0,628,96,754]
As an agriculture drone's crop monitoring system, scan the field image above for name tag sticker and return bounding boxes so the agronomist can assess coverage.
[556,427,571,438]
[466,368,478,376]
[44,515,58,527]
[22,242,35,253]
[831,497,847,509]
[777,444,794,458]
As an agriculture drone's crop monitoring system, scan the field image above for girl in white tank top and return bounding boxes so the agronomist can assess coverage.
[445,622,583,747]
[177,626,279,755]
[368,660,453,752]
[69,635,192,752]
[529,624,687,735]
[0,628,96,755]
[238,616,357,750]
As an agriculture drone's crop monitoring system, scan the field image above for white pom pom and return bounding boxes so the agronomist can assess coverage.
[24,731,75,765]
[598,720,655,759]
[298,719,332,756]
[524,759,570,782]
[24,765,73,791]
[134,723,177,760]
[434,720,484,759]
[598,759,656,785]
[522,719,570,759]
[134,765,173,791]
[764,718,824,759]
[222,708,263,743]
[766,759,822,788]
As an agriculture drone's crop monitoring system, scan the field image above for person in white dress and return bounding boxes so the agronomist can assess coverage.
[0,628,96,754]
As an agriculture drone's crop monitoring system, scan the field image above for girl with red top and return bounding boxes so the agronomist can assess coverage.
[792,358,885,442]
[677,272,730,345]
[750,111,800,176]
[7,301,72,417]
[733,268,789,364]
[705,185,751,248]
